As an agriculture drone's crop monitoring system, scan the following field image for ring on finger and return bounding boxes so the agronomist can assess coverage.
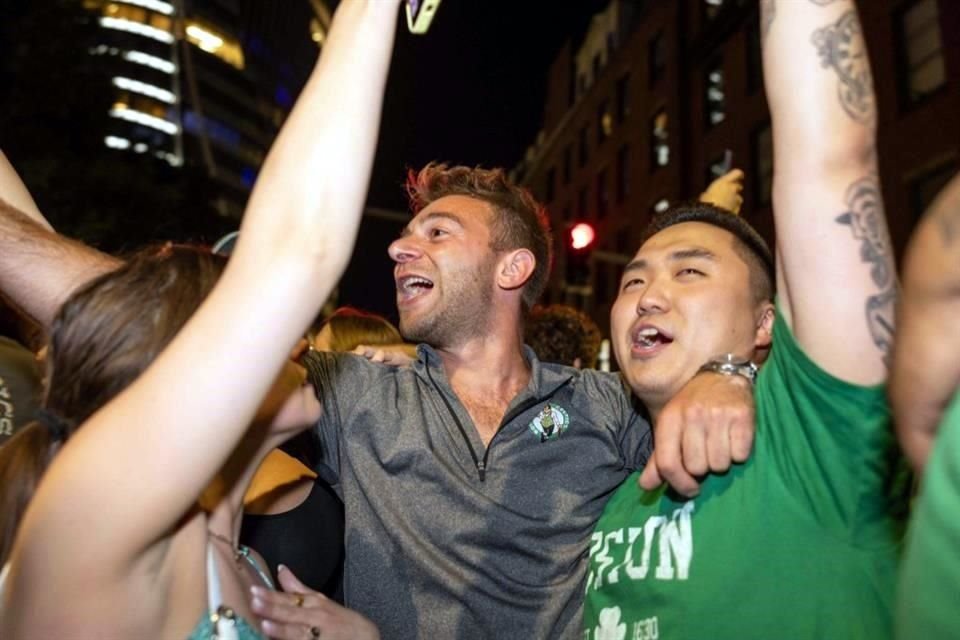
[310,625,322,638]
[293,593,305,607]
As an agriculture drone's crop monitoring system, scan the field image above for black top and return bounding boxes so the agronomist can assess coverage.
[240,478,345,600]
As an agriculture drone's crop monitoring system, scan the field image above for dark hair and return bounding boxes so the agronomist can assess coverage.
[642,202,775,304]
[312,307,402,352]
[525,304,603,368]
[0,244,225,566]
[406,162,553,311]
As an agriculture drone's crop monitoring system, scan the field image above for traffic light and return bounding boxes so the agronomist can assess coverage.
[565,222,596,286]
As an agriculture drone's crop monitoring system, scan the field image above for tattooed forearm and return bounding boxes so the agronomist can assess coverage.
[811,10,876,126]
[761,0,775,41]
[835,174,895,367]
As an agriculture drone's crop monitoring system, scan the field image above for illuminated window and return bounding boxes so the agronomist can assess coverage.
[897,0,946,105]
[186,21,245,70]
[124,50,176,74]
[650,109,669,169]
[116,0,174,16]
[310,17,327,46]
[113,76,175,103]
[597,100,612,143]
[703,0,725,21]
[99,16,173,43]
[705,58,725,127]
[110,103,178,135]
[104,135,131,149]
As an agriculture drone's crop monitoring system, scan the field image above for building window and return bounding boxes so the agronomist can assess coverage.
[897,0,946,105]
[753,123,773,206]
[705,57,726,127]
[579,125,589,167]
[649,31,666,85]
[596,168,609,219]
[597,100,613,143]
[546,167,556,203]
[579,186,589,218]
[616,74,630,123]
[746,19,763,94]
[908,159,957,227]
[616,145,630,203]
[563,145,573,185]
[703,0,725,21]
[185,20,245,69]
[650,109,670,170]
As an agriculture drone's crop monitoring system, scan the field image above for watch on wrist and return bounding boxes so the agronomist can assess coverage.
[697,354,758,385]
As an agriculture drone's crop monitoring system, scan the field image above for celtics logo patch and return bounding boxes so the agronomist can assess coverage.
[529,404,570,442]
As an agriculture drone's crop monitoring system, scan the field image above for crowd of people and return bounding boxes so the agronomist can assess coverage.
[0,0,957,638]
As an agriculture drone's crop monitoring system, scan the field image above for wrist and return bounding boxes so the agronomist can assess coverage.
[697,354,758,386]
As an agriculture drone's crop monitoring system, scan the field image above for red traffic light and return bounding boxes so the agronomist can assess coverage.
[569,223,596,250]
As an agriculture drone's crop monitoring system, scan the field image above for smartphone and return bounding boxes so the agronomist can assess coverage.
[406,0,442,34]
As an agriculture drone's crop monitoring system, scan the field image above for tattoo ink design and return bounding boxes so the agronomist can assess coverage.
[761,0,775,41]
[811,10,876,126]
[836,175,895,367]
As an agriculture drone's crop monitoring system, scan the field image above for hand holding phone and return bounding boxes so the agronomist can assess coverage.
[406,0,442,34]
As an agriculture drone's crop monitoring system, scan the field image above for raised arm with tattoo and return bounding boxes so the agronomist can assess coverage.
[763,0,894,383]
[891,173,960,469]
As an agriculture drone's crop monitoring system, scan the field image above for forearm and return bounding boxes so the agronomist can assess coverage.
[233,0,399,280]
[0,199,121,327]
[891,175,960,469]
[0,151,52,230]
[762,0,875,171]
[762,0,893,384]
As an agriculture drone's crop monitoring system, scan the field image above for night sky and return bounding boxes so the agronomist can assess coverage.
[340,0,609,317]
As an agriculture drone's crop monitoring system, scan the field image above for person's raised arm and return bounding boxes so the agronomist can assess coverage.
[13,0,399,584]
[891,173,960,469]
[762,0,893,384]
[0,199,121,328]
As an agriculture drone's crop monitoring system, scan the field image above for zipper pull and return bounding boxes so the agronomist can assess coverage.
[477,460,486,482]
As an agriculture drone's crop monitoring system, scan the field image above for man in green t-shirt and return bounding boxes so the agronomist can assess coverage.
[583,1,909,638]
[891,170,960,638]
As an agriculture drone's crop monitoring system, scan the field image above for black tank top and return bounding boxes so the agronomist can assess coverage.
[240,478,344,600]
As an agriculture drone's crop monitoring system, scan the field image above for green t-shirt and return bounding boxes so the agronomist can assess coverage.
[583,309,908,639]
[896,391,960,639]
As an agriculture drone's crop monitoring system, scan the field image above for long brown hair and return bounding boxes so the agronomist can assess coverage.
[0,245,225,565]
[314,306,402,352]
